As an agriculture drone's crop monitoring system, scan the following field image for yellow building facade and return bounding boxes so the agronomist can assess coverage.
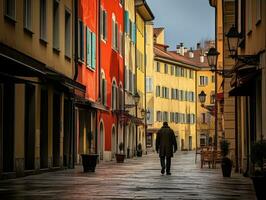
[135,0,154,154]
[0,0,83,178]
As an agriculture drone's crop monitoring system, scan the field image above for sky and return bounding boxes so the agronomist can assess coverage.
[146,0,215,50]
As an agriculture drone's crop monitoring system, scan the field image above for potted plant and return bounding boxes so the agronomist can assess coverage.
[81,131,98,172]
[115,142,125,163]
[220,139,233,177]
[137,143,142,157]
[250,140,266,200]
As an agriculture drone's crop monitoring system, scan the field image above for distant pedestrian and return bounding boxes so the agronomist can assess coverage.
[156,122,177,175]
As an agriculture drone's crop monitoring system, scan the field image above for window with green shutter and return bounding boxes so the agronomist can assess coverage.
[86,27,92,67]
[92,32,96,69]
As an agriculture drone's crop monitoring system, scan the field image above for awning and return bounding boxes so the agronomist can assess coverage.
[114,110,144,126]
[0,43,85,94]
[216,92,224,101]
[229,58,260,96]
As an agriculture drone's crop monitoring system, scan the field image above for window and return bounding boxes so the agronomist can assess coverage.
[189,70,194,79]
[164,64,168,74]
[156,111,162,122]
[86,28,96,69]
[100,8,107,40]
[162,87,169,99]
[124,11,129,35]
[175,113,179,123]
[210,92,215,104]
[24,0,32,30]
[171,88,176,99]
[171,65,175,75]
[175,66,180,76]
[146,77,153,93]
[256,0,261,24]
[176,89,179,100]
[155,62,160,72]
[170,112,175,122]
[78,20,84,61]
[163,112,168,122]
[53,0,60,50]
[5,0,15,19]
[40,0,47,41]
[156,86,160,97]
[115,22,119,50]
[129,70,132,92]
[112,16,115,48]
[180,90,183,101]
[201,113,207,123]
[180,68,184,77]
[65,10,71,58]
[125,68,128,91]
[112,81,117,110]
[211,75,215,83]
[199,76,208,86]
[119,31,123,54]
[101,74,107,106]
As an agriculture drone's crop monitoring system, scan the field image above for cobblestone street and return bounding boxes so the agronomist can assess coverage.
[0,151,256,200]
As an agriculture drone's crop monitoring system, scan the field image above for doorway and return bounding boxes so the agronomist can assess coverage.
[3,83,14,172]
[99,122,104,160]
[111,126,116,159]
[40,89,48,169]
[189,136,192,151]
[53,92,61,167]
[63,99,71,168]
[24,84,35,170]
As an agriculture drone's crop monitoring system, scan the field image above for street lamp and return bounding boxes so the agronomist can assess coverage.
[206,47,220,72]
[133,92,140,105]
[206,48,220,149]
[198,91,207,105]
[225,25,241,58]
[140,108,150,119]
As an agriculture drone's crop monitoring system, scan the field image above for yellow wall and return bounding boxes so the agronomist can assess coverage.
[196,69,215,147]
[0,0,74,78]
[153,59,197,150]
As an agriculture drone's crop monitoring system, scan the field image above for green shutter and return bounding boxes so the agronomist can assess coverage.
[124,11,129,34]
[86,27,92,67]
[92,32,96,69]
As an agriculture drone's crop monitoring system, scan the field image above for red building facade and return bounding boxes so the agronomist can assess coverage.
[75,0,99,163]
[98,0,124,161]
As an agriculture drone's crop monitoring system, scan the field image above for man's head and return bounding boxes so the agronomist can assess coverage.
[163,121,168,127]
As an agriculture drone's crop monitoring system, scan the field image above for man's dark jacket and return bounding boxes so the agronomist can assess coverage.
[156,124,177,157]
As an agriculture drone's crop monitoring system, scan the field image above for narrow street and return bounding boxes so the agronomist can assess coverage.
[0,151,255,200]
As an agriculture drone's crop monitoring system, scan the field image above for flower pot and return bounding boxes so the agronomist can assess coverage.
[251,176,266,200]
[81,154,98,172]
[221,157,232,177]
[115,154,125,163]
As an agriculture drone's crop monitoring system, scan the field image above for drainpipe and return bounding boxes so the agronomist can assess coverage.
[134,4,138,157]
[122,0,126,153]
[74,0,78,81]
[98,0,101,100]
[144,22,147,153]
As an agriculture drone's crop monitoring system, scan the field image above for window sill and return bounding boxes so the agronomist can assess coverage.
[256,19,261,26]
[24,27,34,36]
[101,38,107,44]
[65,55,71,62]
[53,47,60,55]
[86,65,96,72]
[247,30,252,36]
[39,38,48,46]
[4,15,16,24]
[78,59,85,64]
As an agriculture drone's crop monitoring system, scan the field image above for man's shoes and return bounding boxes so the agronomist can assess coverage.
[161,168,165,175]
[166,172,171,175]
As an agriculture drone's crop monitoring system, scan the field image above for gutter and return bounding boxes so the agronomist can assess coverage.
[74,0,78,81]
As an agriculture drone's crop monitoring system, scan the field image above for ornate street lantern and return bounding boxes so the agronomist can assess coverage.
[207,47,220,72]
[198,91,207,105]
[133,92,140,105]
[146,109,151,120]
[225,25,241,58]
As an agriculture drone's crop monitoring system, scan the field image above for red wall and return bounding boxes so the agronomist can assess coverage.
[78,0,99,102]
[99,0,124,151]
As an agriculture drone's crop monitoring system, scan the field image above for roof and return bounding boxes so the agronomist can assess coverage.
[135,0,154,21]
[154,44,209,69]
[153,28,164,38]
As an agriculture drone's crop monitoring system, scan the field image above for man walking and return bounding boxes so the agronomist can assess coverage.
[156,122,177,175]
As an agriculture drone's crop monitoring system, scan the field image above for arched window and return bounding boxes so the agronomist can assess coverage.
[101,71,107,105]
[112,80,117,110]
[119,83,123,110]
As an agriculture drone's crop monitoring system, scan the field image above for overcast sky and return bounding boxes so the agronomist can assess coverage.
[146,0,215,50]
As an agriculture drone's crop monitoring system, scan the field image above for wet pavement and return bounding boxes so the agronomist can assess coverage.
[0,151,256,199]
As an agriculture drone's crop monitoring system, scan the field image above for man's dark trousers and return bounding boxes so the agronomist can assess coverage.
[160,156,171,173]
